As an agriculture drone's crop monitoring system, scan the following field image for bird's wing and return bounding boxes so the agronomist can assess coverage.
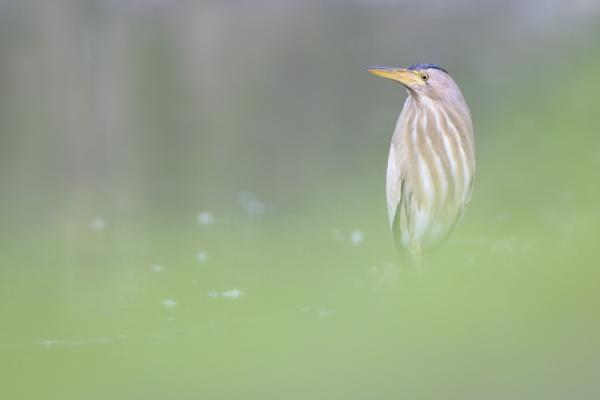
[387,136,409,249]
[386,138,402,227]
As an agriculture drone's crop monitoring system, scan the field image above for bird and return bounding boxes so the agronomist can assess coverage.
[367,63,475,256]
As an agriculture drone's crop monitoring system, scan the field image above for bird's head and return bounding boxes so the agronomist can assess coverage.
[367,63,462,103]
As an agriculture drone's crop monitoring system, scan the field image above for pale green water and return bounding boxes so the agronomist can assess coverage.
[1,1,600,398]
[2,162,599,398]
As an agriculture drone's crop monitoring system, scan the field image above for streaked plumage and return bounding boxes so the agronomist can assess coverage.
[367,64,475,255]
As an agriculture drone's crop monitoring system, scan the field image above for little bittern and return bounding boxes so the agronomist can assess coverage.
[367,64,475,255]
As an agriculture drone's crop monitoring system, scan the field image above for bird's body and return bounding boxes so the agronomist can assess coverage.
[368,64,475,255]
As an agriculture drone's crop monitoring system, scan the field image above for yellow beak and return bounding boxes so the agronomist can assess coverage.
[366,67,422,85]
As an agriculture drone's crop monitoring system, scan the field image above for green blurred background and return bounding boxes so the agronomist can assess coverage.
[1,1,599,398]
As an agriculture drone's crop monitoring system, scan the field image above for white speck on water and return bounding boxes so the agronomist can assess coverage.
[367,262,400,288]
[192,280,199,286]
[332,229,365,245]
[221,289,242,299]
[40,339,84,347]
[196,251,208,263]
[207,290,218,298]
[298,306,311,312]
[197,211,215,226]
[162,298,177,308]
[151,264,166,273]
[167,317,175,322]
[491,238,519,255]
[89,217,106,231]
[239,192,265,216]
[318,307,335,319]
[367,265,379,275]
[350,230,364,245]
[38,335,125,348]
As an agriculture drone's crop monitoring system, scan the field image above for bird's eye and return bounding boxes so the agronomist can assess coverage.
[421,73,429,81]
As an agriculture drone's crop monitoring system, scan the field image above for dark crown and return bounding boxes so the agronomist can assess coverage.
[407,63,448,73]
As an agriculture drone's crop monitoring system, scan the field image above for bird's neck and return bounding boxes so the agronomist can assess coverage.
[408,94,467,117]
